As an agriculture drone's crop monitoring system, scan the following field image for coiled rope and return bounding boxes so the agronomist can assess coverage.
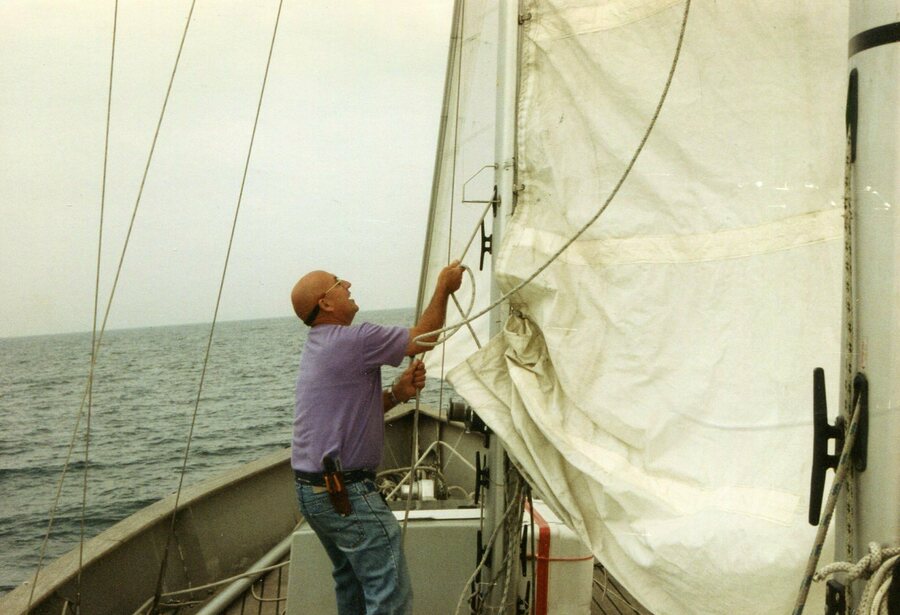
[814,543,900,615]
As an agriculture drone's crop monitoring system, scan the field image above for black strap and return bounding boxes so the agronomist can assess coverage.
[849,22,900,57]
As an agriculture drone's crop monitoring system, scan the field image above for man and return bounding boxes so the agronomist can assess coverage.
[289,260,464,615]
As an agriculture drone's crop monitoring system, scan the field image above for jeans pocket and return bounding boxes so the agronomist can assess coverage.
[317,511,366,550]
[300,487,366,551]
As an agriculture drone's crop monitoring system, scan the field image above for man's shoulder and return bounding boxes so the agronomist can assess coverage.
[355,321,405,335]
[314,322,404,341]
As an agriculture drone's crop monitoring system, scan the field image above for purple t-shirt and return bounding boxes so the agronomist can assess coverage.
[292,322,408,473]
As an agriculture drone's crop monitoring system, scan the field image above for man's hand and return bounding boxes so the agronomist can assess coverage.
[438,260,464,295]
[405,261,466,356]
[393,359,426,402]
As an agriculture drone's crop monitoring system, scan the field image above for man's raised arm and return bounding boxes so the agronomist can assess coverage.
[406,260,464,356]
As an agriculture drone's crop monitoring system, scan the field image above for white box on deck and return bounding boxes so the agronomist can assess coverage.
[285,502,593,614]
[286,508,480,615]
[522,500,594,615]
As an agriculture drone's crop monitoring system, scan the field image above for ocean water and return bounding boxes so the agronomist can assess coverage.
[0,309,453,596]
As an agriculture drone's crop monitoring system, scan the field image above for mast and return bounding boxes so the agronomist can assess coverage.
[482,0,519,611]
[416,0,464,321]
[836,0,900,609]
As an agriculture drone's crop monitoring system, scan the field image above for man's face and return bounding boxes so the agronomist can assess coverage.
[323,275,358,323]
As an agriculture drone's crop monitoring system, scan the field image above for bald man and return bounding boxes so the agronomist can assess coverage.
[290,261,463,615]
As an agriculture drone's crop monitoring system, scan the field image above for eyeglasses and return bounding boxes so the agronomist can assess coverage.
[303,278,345,326]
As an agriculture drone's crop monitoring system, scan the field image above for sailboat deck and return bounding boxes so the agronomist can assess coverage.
[218,561,653,615]
[220,565,289,615]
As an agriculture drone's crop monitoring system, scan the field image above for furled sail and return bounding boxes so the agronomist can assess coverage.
[442,1,849,613]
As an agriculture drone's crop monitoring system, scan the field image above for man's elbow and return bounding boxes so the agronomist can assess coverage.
[406,328,436,356]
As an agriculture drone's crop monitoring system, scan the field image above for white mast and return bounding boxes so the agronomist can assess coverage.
[837,0,900,609]
[482,0,519,612]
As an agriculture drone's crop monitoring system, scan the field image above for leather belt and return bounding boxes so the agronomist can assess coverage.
[294,468,375,487]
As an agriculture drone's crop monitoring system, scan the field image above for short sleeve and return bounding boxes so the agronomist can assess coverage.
[358,322,409,369]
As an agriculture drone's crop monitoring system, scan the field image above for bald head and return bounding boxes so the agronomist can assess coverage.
[291,270,334,321]
[291,270,358,326]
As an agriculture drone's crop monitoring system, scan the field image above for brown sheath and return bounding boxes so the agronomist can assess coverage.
[323,457,352,516]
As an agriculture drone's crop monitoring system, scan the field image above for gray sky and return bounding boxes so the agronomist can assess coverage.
[0,0,453,338]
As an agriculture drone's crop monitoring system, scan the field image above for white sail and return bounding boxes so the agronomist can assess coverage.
[443,1,849,613]
[417,0,499,377]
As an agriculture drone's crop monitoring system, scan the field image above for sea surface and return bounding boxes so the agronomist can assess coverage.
[0,309,454,596]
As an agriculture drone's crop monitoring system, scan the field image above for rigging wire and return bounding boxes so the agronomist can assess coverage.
[149,1,284,611]
[413,0,693,350]
[453,465,526,615]
[434,0,469,422]
[402,0,468,543]
[26,1,120,609]
[385,439,477,500]
[77,0,118,610]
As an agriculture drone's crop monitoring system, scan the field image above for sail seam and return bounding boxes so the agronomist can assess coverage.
[509,208,842,266]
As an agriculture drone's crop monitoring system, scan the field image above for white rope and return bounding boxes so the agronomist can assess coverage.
[414,265,478,348]
[868,556,898,615]
[164,560,290,598]
[250,576,288,603]
[128,559,292,615]
[813,543,900,615]
[453,473,525,615]
[414,0,693,349]
[791,377,866,615]
[814,544,900,583]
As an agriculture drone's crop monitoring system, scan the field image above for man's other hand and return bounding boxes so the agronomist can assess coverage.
[394,359,426,402]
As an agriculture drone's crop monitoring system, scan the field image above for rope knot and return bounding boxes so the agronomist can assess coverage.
[814,542,900,583]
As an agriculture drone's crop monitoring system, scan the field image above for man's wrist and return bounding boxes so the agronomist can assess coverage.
[386,385,401,405]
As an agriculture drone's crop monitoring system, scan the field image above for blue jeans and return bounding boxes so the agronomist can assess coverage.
[296,478,413,615]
